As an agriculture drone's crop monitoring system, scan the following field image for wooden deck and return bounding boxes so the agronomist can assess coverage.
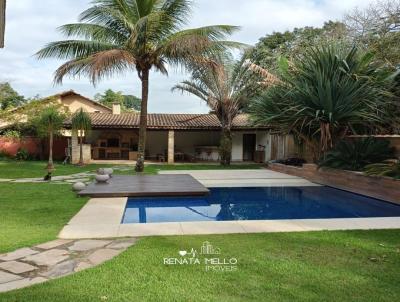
[78,175,209,198]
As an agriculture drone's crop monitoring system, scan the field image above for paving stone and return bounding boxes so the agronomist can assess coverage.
[107,239,137,249]
[68,240,111,252]
[35,239,72,250]
[0,271,23,284]
[87,249,122,265]
[74,261,93,272]
[0,248,39,261]
[23,249,70,266]
[0,277,47,293]
[0,261,37,274]
[41,260,76,279]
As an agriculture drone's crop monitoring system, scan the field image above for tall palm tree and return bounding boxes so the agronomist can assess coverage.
[173,56,261,165]
[250,44,393,160]
[33,107,65,171]
[36,0,242,172]
[71,108,92,165]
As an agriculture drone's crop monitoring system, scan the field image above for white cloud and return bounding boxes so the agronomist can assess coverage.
[0,0,377,113]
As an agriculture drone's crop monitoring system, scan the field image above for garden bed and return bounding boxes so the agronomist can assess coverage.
[268,163,400,204]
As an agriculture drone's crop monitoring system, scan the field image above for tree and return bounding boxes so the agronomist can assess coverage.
[71,108,92,166]
[345,0,400,69]
[0,82,26,110]
[32,107,65,171]
[36,0,242,172]
[123,95,141,111]
[94,89,125,108]
[94,89,141,111]
[173,55,262,165]
[248,22,348,72]
[250,45,394,160]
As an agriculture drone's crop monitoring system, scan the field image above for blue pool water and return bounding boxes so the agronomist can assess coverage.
[121,186,400,224]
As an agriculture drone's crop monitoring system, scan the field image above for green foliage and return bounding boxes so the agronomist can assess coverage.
[364,160,400,179]
[123,95,141,111]
[31,106,65,138]
[319,138,395,171]
[94,89,141,111]
[2,129,21,139]
[248,21,348,71]
[250,44,394,157]
[71,108,92,135]
[0,82,26,110]
[15,148,30,161]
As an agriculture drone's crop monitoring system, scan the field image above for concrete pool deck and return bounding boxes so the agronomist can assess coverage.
[59,169,400,238]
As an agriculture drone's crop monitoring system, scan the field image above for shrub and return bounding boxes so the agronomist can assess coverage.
[364,160,400,179]
[15,148,30,161]
[2,130,21,139]
[319,138,395,171]
[0,150,13,159]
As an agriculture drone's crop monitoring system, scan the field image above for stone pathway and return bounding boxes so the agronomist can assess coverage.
[0,238,137,293]
[0,166,135,184]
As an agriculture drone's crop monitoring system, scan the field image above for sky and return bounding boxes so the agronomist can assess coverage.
[0,0,376,113]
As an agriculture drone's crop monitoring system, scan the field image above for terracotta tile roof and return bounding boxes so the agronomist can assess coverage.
[65,113,269,130]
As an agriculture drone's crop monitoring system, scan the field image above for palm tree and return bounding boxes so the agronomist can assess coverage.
[35,0,242,172]
[173,56,261,165]
[33,107,65,171]
[71,108,92,166]
[250,44,393,160]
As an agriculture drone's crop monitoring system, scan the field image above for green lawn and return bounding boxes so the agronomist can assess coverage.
[0,182,87,253]
[0,160,263,178]
[1,231,400,301]
[0,160,113,179]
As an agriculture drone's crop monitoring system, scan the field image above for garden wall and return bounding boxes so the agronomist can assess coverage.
[269,163,400,204]
[0,136,68,160]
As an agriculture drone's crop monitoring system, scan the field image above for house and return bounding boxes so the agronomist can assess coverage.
[65,102,295,164]
[0,0,5,48]
[1,90,295,163]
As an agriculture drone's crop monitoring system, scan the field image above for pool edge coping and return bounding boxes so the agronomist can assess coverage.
[59,197,400,239]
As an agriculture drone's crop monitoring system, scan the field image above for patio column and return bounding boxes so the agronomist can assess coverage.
[168,130,174,164]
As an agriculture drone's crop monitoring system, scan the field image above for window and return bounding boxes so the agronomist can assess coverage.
[107,138,120,147]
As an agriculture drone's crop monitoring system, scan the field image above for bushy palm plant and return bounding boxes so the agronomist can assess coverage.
[173,56,262,165]
[364,160,400,179]
[32,107,65,171]
[71,108,92,166]
[36,0,242,172]
[319,138,395,171]
[250,44,393,160]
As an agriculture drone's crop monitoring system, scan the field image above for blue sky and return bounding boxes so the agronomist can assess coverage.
[0,0,375,113]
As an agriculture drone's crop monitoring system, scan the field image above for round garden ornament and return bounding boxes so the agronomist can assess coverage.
[72,182,86,191]
[103,168,114,177]
[95,174,110,183]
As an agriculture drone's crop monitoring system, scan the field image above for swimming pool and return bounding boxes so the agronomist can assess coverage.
[121,186,400,224]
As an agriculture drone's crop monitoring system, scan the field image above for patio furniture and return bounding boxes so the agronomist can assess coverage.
[157,154,166,162]
[174,151,185,162]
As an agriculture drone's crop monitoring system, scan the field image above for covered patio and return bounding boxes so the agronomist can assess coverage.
[67,111,293,165]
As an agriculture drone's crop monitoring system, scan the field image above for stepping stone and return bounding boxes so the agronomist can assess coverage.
[36,239,72,250]
[0,277,47,293]
[0,248,39,261]
[74,261,93,272]
[68,240,111,252]
[0,271,22,284]
[107,239,137,250]
[23,249,70,266]
[41,260,76,279]
[87,249,122,266]
[0,261,37,274]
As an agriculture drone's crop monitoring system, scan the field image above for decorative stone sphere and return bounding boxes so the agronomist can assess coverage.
[72,182,86,192]
[95,174,110,183]
[103,168,114,177]
[97,168,106,175]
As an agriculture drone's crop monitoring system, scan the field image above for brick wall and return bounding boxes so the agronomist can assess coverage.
[269,163,400,204]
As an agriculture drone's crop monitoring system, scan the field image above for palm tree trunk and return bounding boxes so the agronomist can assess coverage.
[219,127,232,166]
[135,68,150,172]
[47,131,54,171]
[79,135,83,165]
